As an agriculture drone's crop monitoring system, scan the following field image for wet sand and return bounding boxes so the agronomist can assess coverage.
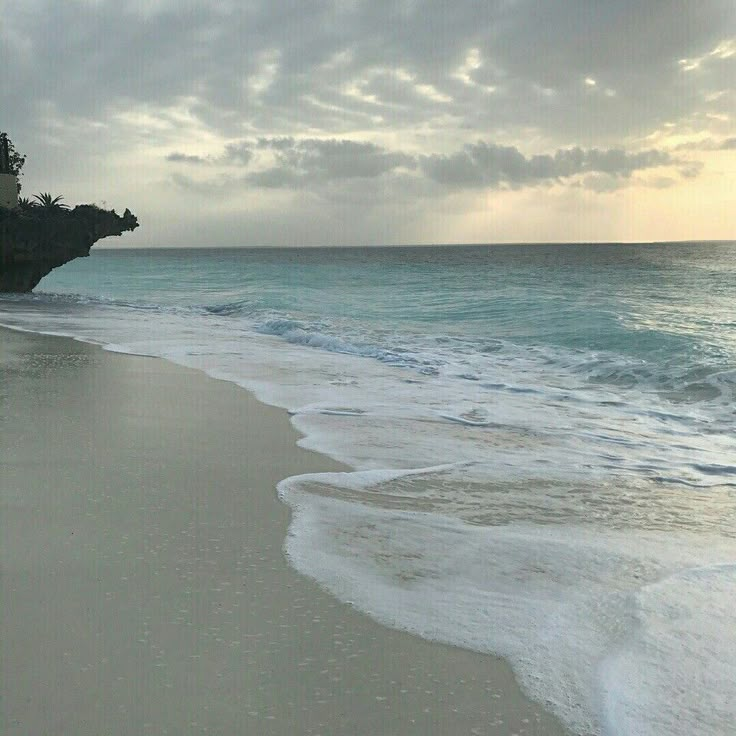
[0,326,568,735]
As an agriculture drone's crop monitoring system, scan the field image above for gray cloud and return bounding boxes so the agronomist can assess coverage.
[3,0,734,142]
[222,142,254,166]
[166,152,208,164]
[168,137,416,188]
[580,174,628,194]
[166,143,253,167]
[647,176,678,189]
[251,138,415,186]
[170,137,683,194]
[420,143,674,189]
[678,161,705,178]
[673,136,736,152]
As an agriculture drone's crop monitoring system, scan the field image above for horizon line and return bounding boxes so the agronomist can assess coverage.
[100,239,736,250]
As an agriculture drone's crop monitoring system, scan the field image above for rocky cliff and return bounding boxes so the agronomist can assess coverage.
[0,204,138,292]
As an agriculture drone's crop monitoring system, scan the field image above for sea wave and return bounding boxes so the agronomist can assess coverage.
[11,290,733,418]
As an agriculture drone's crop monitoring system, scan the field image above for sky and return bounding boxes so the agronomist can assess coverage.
[1,0,734,247]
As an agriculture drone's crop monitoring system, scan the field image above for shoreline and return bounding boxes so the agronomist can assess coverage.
[1,325,569,735]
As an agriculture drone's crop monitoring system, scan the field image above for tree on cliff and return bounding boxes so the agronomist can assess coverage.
[0,132,27,193]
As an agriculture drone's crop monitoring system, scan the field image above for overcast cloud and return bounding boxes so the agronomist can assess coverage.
[1,0,734,245]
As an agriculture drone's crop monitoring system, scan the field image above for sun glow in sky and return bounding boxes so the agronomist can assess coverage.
[1,0,734,246]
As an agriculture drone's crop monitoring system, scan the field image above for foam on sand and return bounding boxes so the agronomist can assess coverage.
[279,468,736,736]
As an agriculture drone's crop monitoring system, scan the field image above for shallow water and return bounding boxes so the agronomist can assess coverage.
[2,241,735,735]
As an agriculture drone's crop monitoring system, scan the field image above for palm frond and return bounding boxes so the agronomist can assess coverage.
[32,192,70,210]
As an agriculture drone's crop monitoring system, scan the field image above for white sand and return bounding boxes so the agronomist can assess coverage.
[0,326,568,735]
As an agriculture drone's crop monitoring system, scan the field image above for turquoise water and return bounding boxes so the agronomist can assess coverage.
[29,243,736,414]
[2,242,735,736]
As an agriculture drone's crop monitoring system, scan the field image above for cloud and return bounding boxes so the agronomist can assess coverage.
[3,0,734,143]
[673,136,736,151]
[581,174,627,193]
[222,142,254,166]
[251,138,415,186]
[679,37,736,71]
[166,152,208,164]
[2,0,733,245]
[420,143,674,189]
[678,161,705,178]
[169,137,416,188]
[166,142,253,166]
[169,137,685,196]
[646,176,677,189]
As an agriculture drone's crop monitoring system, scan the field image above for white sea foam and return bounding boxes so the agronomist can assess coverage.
[1,290,735,736]
[600,564,736,736]
[279,469,735,736]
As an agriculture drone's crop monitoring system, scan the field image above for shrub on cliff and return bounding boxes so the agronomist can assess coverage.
[0,132,26,193]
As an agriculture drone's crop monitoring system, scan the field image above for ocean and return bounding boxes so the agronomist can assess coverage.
[1,242,734,736]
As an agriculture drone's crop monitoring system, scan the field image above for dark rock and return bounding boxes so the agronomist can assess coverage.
[0,204,138,292]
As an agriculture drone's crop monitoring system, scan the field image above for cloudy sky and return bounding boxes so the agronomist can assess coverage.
[1,0,734,246]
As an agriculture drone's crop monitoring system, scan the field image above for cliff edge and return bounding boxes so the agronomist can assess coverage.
[0,204,138,292]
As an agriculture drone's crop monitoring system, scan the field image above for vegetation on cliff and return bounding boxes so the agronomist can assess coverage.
[0,132,26,193]
[0,132,138,292]
[0,201,139,292]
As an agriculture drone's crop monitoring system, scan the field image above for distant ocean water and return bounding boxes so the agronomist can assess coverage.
[2,242,735,736]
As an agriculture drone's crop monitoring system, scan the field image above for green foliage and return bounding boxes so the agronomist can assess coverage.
[33,192,69,211]
[0,132,27,193]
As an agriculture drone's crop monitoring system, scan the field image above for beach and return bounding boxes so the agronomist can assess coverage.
[4,0,736,728]
[1,325,568,735]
